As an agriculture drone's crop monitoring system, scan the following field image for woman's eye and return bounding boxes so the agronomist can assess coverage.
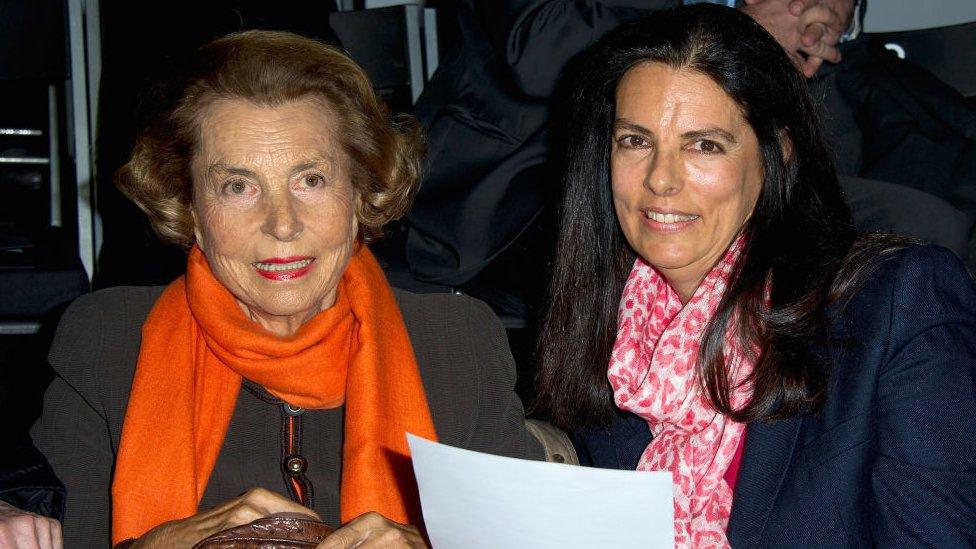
[618,135,648,149]
[300,174,325,189]
[223,180,250,195]
[693,139,724,153]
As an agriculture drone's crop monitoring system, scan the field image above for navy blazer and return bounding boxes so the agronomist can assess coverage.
[572,245,976,547]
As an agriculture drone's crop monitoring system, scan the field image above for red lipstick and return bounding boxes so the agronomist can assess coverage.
[253,256,315,281]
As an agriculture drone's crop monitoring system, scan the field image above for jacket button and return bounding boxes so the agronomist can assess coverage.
[283,403,305,416]
[284,455,307,475]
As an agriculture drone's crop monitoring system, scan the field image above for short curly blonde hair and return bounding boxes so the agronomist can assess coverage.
[116,30,423,246]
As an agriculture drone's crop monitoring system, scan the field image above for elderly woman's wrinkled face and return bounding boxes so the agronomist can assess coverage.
[191,98,358,335]
[611,63,763,301]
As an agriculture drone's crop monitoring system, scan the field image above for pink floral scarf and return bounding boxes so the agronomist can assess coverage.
[608,237,754,548]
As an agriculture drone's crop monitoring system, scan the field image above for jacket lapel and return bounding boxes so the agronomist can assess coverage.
[726,416,802,548]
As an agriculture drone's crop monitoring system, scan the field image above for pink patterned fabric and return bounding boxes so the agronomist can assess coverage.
[608,237,754,548]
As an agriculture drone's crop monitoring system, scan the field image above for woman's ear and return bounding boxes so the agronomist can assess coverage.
[189,200,203,248]
[352,190,363,243]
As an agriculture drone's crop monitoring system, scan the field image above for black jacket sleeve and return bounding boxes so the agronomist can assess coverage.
[0,431,65,520]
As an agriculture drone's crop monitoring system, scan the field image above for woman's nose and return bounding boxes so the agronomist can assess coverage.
[261,191,304,241]
[643,149,682,196]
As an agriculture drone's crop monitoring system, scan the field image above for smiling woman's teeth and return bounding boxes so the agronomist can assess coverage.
[645,211,700,223]
[254,259,314,271]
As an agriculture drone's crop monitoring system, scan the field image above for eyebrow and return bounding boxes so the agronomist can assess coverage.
[683,128,738,145]
[290,160,326,175]
[612,120,653,137]
[208,164,255,179]
[612,119,738,144]
[207,159,332,180]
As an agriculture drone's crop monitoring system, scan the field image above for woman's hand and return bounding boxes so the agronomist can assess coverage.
[319,512,426,548]
[0,500,62,549]
[131,487,318,548]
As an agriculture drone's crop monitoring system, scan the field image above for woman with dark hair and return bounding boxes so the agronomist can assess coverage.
[534,4,976,548]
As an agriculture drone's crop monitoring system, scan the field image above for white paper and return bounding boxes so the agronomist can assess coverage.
[407,434,674,549]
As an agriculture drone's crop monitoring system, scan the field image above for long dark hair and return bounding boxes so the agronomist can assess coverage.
[534,4,905,429]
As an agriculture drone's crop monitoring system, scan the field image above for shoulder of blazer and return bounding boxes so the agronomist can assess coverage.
[392,288,505,344]
[813,244,976,422]
[49,286,165,365]
[831,244,975,343]
[49,285,167,369]
[391,288,510,382]
[46,286,168,424]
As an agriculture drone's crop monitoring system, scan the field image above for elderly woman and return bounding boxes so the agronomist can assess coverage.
[23,30,547,547]
[534,5,976,548]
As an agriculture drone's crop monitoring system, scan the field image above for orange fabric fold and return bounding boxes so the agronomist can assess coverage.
[111,245,437,543]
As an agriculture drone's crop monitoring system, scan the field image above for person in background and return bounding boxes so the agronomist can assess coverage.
[7,30,550,548]
[534,5,976,547]
[733,0,861,78]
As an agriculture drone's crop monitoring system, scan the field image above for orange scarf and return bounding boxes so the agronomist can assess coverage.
[111,245,437,543]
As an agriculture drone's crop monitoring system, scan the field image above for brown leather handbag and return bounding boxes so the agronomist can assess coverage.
[192,513,335,549]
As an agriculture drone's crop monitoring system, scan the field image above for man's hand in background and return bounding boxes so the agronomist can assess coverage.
[741,0,856,77]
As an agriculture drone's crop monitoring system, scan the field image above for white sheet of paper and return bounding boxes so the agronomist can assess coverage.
[407,434,674,549]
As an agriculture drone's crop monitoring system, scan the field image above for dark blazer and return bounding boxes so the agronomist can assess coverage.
[31,287,542,547]
[573,245,976,547]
